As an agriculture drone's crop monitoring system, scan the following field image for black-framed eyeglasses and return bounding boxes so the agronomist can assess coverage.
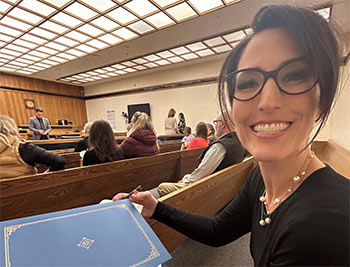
[213,120,222,125]
[226,57,318,101]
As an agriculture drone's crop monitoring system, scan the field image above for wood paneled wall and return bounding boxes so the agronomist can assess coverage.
[0,73,87,126]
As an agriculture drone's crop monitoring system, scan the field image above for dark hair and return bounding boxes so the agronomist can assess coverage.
[88,120,118,162]
[206,123,215,133]
[184,126,191,135]
[168,108,176,118]
[178,112,185,121]
[35,108,43,112]
[195,122,208,139]
[218,5,342,145]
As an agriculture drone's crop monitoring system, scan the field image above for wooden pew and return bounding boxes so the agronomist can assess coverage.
[159,141,182,153]
[312,140,350,178]
[149,158,255,252]
[36,152,82,173]
[0,147,205,221]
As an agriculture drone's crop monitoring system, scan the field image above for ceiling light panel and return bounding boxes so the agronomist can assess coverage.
[66,31,91,42]
[186,42,206,51]
[49,56,67,63]
[195,49,215,57]
[125,0,158,17]
[81,0,116,12]
[42,59,60,65]
[45,41,67,51]
[42,0,71,8]
[0,25,22,37]
[8,8,44,24]
[40,21,69,34]
[0,17,32,31]
[124,67,137,72]
[155,59,170,65]
[65,48,86,57]
[30,28,57,40]
[15,58,34,64]
[166,2,197,22]
[113,28,138,40]
[188,0,223,14]
[11,61,28,67]
[204,36,225,47]
[0,54,15,60]
[134,65,147,70]
[77,24,104,37]
[36,46,58,55]
[21,34,47,45]
[121,61,136,66]
[5,44,29,53]
[75,44,97,53]
[170,46,190,55]
[114,70,126,74]
[144,54,161,61]
[145,12,175,28]
[156,51,175,58]
[21,54,41,61]
[128,20,154,34]
[132,58,148,64]
[51,12,82,27]
[111,64,126,69]
[151,0,182,8]
[223,30,245,42]
[91,16,120,31]
[55,36,79,47]
[0,33,14,42]
[14,39,38,49]
[28,50,49,58]
[107,7,138,25]
[65,2,98,20]
[56,52,76,60]
[86,39,109,49]
[0,1,11,12]
[144,62,157,68]
[181,53,199,60]
[98,34,123,45]
[0,48,22,57]
[19,0,56,16]
[213,44,231,53]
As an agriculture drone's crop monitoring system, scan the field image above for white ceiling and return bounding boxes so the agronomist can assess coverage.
[0,0,348,87]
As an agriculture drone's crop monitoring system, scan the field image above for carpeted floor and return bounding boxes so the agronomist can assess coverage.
[167,233,253,266]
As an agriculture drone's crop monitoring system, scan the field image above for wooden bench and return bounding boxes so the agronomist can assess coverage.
[312,140,350,178]
[0,147,205,221]
[150,158,255,252]
[36,152,82,173]
[159,141,182,153]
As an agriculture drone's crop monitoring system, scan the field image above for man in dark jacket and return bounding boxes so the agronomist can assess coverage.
[157,113,246,197]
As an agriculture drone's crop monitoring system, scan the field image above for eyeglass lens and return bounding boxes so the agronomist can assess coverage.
[231,60,316,101]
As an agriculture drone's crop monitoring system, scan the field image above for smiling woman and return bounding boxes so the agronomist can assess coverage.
[113,5,349,266]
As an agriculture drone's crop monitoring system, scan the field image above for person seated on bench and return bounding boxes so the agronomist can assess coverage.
[74,122,92,152]
[120,112,159,159]
[157,113,245,197]
[83,120,123,166]
[113,5,349,266]
[180,126,195,150]
[206,123,216,143]
[185,122,209,150]
[0,115,65,179]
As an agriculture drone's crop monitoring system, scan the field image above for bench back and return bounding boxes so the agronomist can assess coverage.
[0,147,204,221]
[312,140,350,178]
[149,158,255,252]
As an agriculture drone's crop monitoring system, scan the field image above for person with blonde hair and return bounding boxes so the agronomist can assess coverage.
[0,115,65,179]
[121,112,159,158]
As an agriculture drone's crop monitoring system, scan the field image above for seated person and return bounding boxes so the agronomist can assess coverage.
[157,113,245,197]
[74,122,92,152]
[83,120,124,166]
[121,112,159,158]
[206,123,216,143]
[181,126,195,150]
[186,122,209,150]
[0,115,65,179]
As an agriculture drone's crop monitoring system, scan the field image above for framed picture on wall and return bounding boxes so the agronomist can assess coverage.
[24,99,35,109]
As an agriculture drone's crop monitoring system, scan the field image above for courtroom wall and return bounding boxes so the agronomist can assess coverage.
[85,57,350,149]
[0,73,87,126]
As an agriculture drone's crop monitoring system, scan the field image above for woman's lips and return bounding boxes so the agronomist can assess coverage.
[250,122,292,136]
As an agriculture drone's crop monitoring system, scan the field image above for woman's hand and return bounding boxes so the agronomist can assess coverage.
[112,191,158,219]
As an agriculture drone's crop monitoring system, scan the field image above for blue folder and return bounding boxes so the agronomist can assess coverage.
[0,200,171,266]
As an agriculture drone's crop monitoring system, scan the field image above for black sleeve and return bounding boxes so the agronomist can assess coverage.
[83,150,98,166]
[74,138,88,152]
[151,175,253,247]
[19,143,65,171]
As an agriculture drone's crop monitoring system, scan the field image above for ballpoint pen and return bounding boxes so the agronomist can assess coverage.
[124,185,142,199]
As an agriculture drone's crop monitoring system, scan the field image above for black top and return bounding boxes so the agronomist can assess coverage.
[177,119,186,134]
[19,143,65,171]
[74,136,89,152]
[200,132,245,173]
[83,148,124,166]
[152,165,349,266]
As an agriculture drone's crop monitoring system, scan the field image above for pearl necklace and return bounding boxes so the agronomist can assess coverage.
[259,151,315,227]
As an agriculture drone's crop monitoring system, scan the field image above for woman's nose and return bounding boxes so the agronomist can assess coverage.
[256,77,283,113]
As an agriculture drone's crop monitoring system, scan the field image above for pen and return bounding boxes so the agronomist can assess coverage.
[124,185,142,199]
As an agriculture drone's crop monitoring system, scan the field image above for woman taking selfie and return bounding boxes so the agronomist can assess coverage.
[114,5,349,266]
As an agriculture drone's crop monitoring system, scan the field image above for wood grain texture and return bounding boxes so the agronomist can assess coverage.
[0,72,86,126]
[150,158,255,252]
[312,140,350,178]
[0,148,203,221]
